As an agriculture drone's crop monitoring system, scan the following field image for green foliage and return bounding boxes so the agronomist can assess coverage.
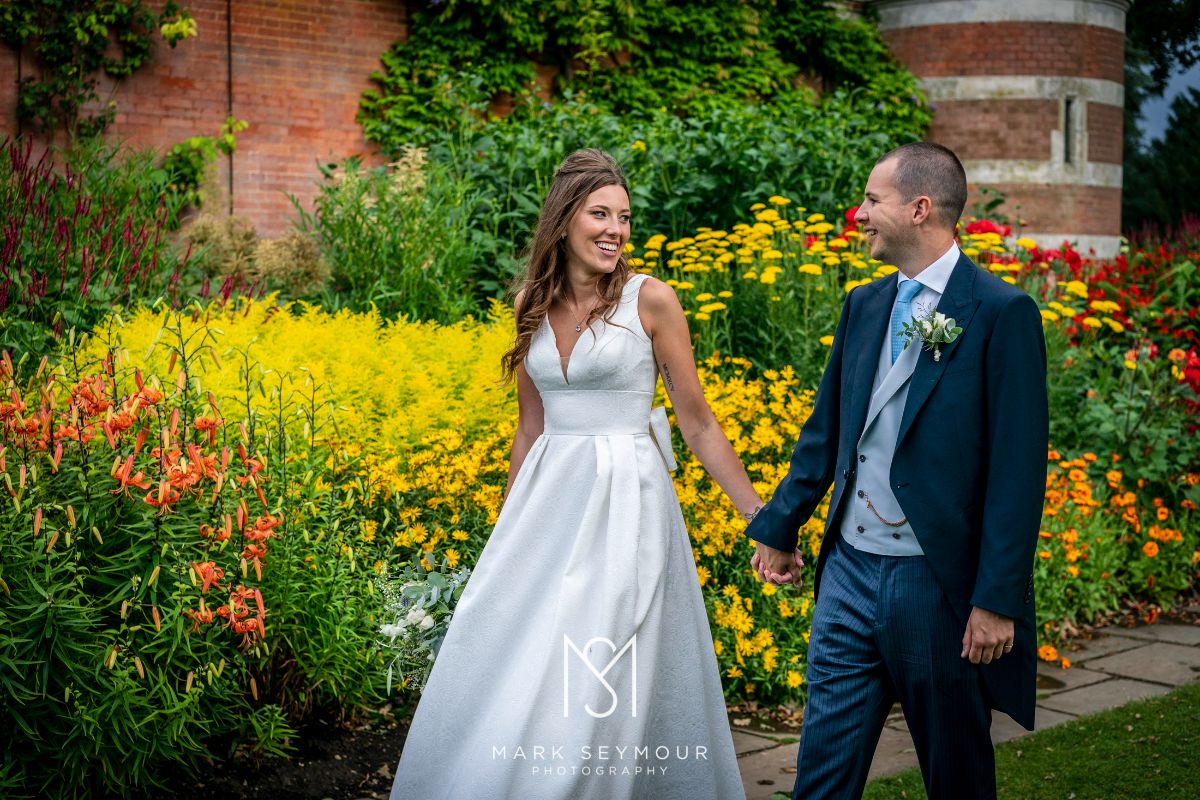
[414,90,923,303]
[357,0,928,146]
[0,314,390,796]
[0,331,288,797]
[160,116,248,214]
[1122,0,1200,232]
[289,148,483,323]
[1070,332,1199,492]
[0,1,195,138]
[1124,88,1200,232]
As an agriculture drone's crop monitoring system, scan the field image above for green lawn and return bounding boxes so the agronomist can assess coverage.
[859,682,1200,799]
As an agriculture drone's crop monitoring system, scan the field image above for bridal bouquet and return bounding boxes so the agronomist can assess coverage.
[374,554,471,693]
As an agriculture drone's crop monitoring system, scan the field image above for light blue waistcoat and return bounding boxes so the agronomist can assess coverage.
[839,333,925,556]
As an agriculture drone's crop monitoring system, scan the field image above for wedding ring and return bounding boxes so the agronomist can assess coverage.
[1003,643,1014,651]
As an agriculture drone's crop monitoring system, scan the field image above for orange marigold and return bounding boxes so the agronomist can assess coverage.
[1143,541,1159,558]
[1038,645,1058,662]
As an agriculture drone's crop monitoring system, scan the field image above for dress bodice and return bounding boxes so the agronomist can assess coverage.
[527,272,658,435]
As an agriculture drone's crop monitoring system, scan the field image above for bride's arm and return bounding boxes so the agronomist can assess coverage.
[637,276,762,522]
[506,290,544,500]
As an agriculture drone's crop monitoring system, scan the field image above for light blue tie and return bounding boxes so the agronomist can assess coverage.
[890,279,924,364]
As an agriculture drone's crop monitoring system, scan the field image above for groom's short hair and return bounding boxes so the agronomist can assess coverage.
[877,142,967,231]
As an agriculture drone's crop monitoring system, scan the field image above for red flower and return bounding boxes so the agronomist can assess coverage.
[964,219,1012,237]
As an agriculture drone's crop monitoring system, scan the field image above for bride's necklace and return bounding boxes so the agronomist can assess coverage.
[563,292,600,332]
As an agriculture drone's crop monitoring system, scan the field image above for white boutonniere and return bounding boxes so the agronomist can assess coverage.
[900,307,963,362]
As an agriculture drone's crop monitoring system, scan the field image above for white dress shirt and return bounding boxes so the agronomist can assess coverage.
[875,241,961,379]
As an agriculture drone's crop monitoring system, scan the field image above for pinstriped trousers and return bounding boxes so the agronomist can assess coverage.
[792,536,996,800]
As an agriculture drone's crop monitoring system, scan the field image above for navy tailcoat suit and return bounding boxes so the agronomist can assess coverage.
[745,251,1049,731]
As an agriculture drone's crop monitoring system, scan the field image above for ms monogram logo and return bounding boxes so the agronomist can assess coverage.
[562,634,637,718]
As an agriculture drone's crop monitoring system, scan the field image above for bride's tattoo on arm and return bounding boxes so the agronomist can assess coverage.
[661,362,674,391]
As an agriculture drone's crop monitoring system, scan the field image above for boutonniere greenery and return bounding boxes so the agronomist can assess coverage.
[901,307,963,362]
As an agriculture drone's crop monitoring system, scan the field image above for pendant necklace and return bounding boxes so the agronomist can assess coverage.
[565,293,599,332]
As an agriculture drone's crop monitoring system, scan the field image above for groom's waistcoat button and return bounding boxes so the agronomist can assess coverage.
[857,490,865,498]
[856,525,865,533]
[891,533,901,539]
[859,454,867,463]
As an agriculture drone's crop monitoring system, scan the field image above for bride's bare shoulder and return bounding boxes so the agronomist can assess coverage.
[634,275,683,339]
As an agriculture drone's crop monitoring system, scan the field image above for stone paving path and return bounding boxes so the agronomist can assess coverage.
[735,621,1200,800]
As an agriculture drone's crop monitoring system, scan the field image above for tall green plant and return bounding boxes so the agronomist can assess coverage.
[0,327,291,797]
[289,150,482,323]
[0,306,393,796]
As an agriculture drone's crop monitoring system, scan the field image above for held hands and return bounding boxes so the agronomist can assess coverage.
[961,606,1015,664]
[750,541,805,586]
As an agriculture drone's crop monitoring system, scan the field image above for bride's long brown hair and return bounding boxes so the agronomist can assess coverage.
[498,149,635,386]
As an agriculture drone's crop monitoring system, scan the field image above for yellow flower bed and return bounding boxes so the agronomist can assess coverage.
[84,295,521,451]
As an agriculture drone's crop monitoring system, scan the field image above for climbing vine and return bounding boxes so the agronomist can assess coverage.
[0,0,195,138]
[358,0,930,149]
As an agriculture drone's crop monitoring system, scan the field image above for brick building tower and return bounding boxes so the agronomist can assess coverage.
[872,0,1130,256]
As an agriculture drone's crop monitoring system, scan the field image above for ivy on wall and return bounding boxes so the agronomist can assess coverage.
[358,0,930,149]
[0,1,195,138]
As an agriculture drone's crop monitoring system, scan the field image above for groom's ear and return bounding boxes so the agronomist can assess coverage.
[910,194,934,227]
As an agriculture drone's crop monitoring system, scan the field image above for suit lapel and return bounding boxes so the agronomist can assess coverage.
[847,276,897,442]
[860,333,920,443]
[896,253,981,447]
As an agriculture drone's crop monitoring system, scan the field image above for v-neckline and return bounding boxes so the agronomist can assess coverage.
[542,312,595,385]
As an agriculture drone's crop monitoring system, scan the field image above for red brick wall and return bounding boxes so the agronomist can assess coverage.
[971,183,1121,237]
[1,45,18,140]
[884,23,1124,82]
[929,99,1057,161]
[1087,102,1123,165]
[1,0,407,237]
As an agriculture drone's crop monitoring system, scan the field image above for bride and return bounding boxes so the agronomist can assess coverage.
[390,148,803,800]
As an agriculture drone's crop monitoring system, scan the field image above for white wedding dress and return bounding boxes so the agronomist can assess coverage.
[390,272,745,800]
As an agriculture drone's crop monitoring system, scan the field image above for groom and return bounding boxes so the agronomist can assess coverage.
[745,142,1048,799]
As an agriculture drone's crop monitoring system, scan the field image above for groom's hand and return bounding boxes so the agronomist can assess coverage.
[750,541,804,586]
[961,606,1015,664]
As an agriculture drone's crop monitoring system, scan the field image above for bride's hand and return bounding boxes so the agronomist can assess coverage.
[751,541,803,586]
